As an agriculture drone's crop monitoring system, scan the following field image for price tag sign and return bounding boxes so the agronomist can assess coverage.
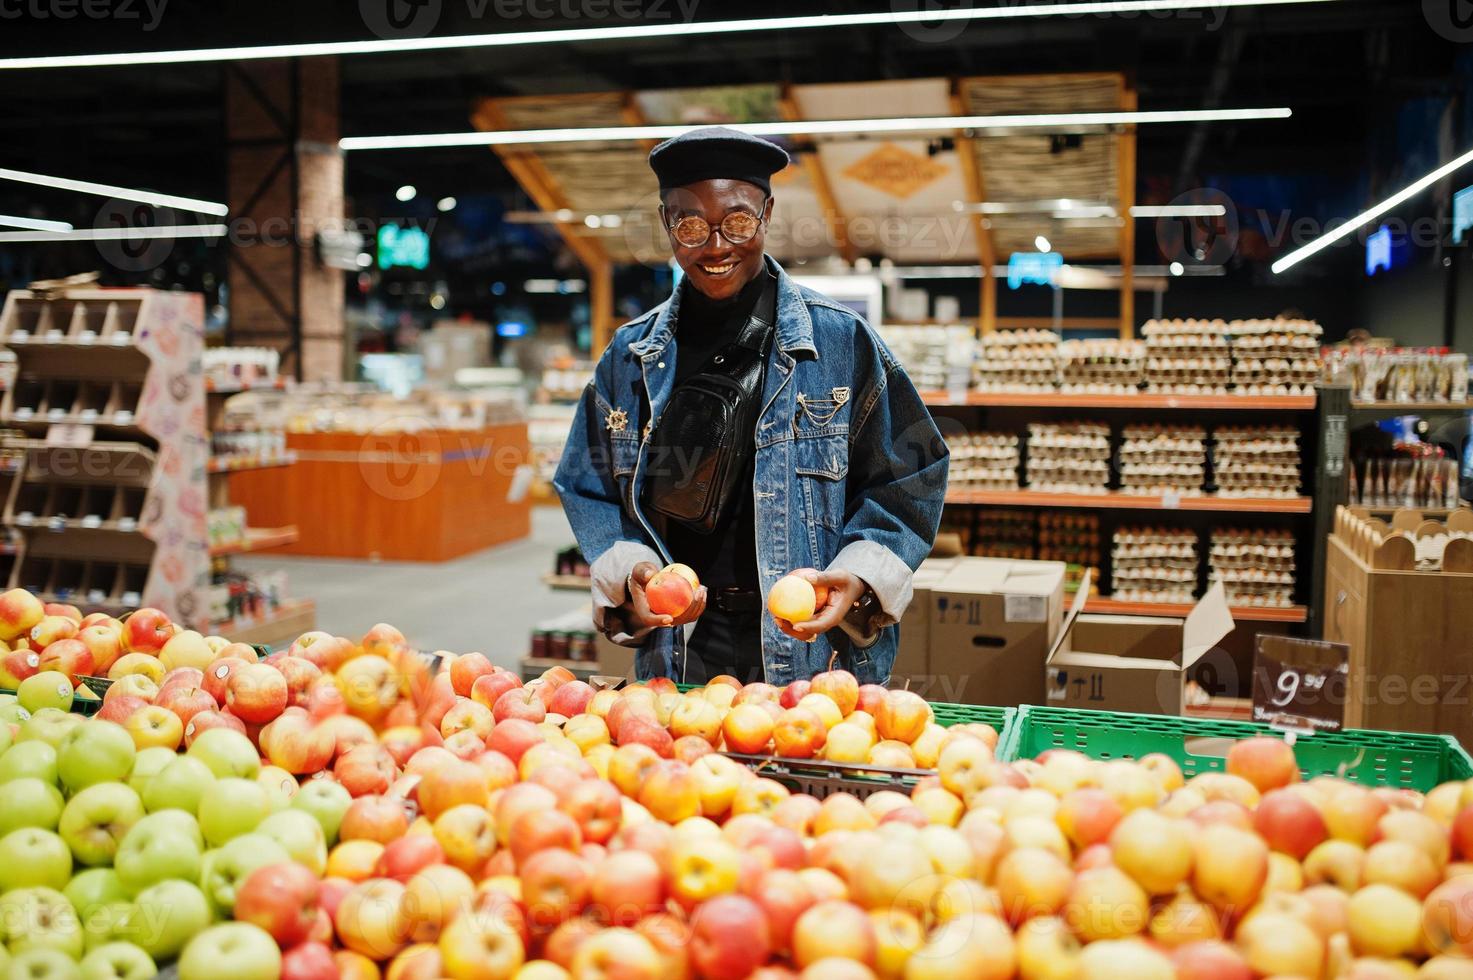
[1252,635,1350,732]
[45,423,94,448]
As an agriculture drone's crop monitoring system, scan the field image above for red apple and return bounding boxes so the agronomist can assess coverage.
[417,759,489,820]
[590,849,664,927]
[281,941,337,980]
[77,624,124,675]
[235,862,321,948]
[618,716,674,758]
[809,666,859,716]
[335,744,401,797]
[97,693,148,725]
[780,680,812,710]
[690,894,772,980]
[30,614,78,650]
[228,662,289,723]
[486,719,542,765]
[263,711,336,775]
[122,607,175,654]
[559,778,623,846]
[470,671,523,711]
[1253,788,1329,860]
[1226,736,1300,793]
[645,569,694,617]
[202,656,251,704]
[341,795,411,844]
[1172,940,1253,980]
[548,680,595,719]
[184,708,247,747]
[375,835,445,882]
[43,602,81,623]
[855,684,886,715]
[0,588,44,642]
[519,848,593,930]
[273,656,322,707]
[449,653,496,697]
[492,687,546,725]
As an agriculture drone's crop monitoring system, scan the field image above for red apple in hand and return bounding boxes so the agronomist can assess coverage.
[235,862,321,948]
[646,568,695,618]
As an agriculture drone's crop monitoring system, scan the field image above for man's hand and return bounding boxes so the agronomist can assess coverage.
[624,561,707,631]
[775,569,867,642]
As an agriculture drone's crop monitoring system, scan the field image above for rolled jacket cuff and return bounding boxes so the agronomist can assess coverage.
[589,540,664,646]
[826,540,913,627]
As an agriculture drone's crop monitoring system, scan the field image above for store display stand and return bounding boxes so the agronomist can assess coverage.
[0,287,210,626]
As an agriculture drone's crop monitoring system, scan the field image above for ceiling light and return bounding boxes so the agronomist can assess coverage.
[436,197,456,212]
[584,214,602,229]
[0,167,227,216]
[1272,145,1473,274]
[0,224,228,243]
[0,2,1343,71]
[1035,236,1052,252]
[1170,261,1186,276]
[1054,206,1119,220]
[341,107,1292,152]
[1130,204,1228,217]
[962,198,1113,215]
[0,214,72,233]
[395,185,417,202]
[601,214,623,228]
[555,209,574,222]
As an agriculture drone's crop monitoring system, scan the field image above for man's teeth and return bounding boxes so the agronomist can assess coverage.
[701,263,734,274]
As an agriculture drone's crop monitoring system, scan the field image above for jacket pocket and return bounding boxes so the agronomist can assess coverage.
[609,433,639,478]
[793,433,848,530]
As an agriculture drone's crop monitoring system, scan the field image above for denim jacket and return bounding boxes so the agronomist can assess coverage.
[553,257,948,685]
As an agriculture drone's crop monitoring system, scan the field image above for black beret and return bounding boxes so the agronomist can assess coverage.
[648,126,790,196]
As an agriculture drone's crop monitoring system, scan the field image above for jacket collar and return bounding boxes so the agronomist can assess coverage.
[627,256,818,360]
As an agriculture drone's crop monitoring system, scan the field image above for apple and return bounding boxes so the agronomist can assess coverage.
[1302,839,1365,891]
[19,707,84,748]
[438,908,526,979]
[1192,822,1269,912]
[1110,808,1192,895]
[234,862,320,948]
[292,778,353,845]
[493,687,546,725]
[470,671,523,712]
[121,609,174,657]
[123,705,184,751]
[520,849,594,930]
[548,680,595,718]
[226,663,288,724]
[1348,882,1423,958]
[341,795,411,845]
[59,782,144,866]
[279,941,336,980]
[0,739,59,784]
[114,810,204,894]
[791,900,876,969]
[448,652,495,697]
[1063,866,1150,943]
[256,809,329,876]
[772,707,827,760]
[336,878,410,961]
[0,589,45,642]
[177,923,281,980]
[809,666,859,717]
[0,827,73,891]
[186,726,261,779]
[0,886,83,958]
[1226,736,1299,793]
[260,711,334,775]
[0,776,64,833]
[287,632,353,671]
[334,743,399,797]
[432,803,497,873]
[18,671,74,714]
[64,867,127,925]
[767,575,817,626]
[401,863,474,944]
[272,656,322,708]
[198,777,271,846]
[201,657,250,705]
[59,720,137,792]
[994,846,1073,925]
[96,695,147,727]
[30,615,79,650]
[157,630,213,672]
[336,654,400,721]
[689,894,771,980]
[199,832,292,911]
[77,626,125,677]
[153,684,217,730]
[908,913,1017,980]
[722,703,776,754]
[1171,940,1252,980]
[79,941,157,980]
[874,690,928,743]
[36,638,95,683]
[1253,788,1329,860]
[439,699,494,740]
[1058,788,1124,851]
[646,568,695,617]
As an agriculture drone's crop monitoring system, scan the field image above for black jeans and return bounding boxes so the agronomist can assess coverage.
[683,606,766,684]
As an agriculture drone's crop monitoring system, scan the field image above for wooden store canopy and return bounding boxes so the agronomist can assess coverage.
[471,73,1137,351]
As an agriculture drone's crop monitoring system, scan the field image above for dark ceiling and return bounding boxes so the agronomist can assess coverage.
[0,0,1458,218]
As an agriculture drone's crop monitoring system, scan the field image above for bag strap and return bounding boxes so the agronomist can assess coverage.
[729,271,778,355]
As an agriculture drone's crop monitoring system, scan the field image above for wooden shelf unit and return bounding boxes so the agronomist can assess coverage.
[209,526,300,557]
[921,390,1318,411]
[1083,597,1308,623]
[216,599,317,647]
[207,451,298,474]
[944,489,1313,514]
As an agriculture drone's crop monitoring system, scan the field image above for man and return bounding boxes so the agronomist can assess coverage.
[554,126,947,685]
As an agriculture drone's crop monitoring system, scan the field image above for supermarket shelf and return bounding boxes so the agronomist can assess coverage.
[1348,400,1473,420]
[543,573,592,592]
[215,599,316,648]
[1084,597,1308,623]
[944,489,1313,514]
[921,390,1317,411]
[209,526,299,557]
[205,378,288,395]
[1184,697,1253,721]
[207,451,298,474]
[1358,505,1468,517]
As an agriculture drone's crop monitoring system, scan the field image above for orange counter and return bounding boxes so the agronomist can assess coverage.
[229,424,532,562]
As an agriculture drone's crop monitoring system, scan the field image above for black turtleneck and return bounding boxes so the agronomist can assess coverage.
[662,270,772,593]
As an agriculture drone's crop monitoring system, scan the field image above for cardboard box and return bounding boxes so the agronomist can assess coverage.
[927,557,1067,706]
[594,632,635,681]
[890,557,957,692]
[1044,572,1235,715]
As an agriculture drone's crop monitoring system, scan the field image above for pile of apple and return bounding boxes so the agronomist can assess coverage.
[8,584,1473,979]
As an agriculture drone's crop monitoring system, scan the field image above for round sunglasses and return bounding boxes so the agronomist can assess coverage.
[662,199,768,249]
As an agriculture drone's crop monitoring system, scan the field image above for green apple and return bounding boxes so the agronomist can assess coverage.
[177,923,280,980]
[78,942,155,980]
[7,948,80,980]
[63,869,128,922]
[124,746,176,799]
[0,886,84,959]
[122,879,212,961]
[197,777,268,847]
[58,721,136,793]
[77,942,153,980]
[197,833,290,913]
[290,778,351,846]
[17,671,73,714]
[0,740,58,784]
[0,702,30,727]
[0,776,65,833]
[0,944,10,976]
[58,782,144,866]
[254,808,327,876]
[0,712,12,755]
[185,728,260,780]
[17,708,83,749]
[78,901,133,952]
[114,811,204,895]
[0,827,74,891]
[140,756,214,815]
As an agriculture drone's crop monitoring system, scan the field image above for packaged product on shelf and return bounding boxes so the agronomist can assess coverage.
[203,346,280,388]
[1351,453,1463,510]
[1209,528,1296,607]
[971,508,1035,560]
[1024,421,1110,493]
[974,328,1060,392]
[877,324,974,391]
[1038,511,1100,595]
[1110,526,1198,604]
[945,431,1020,490]
[1057,339,1145,393]
[1212,425,1302,498]
[207,506,247,550]
[1141,318,1231,394]
[1325,347,1470,404]
[1118,424,1207,496]
[1227,318,1322,395]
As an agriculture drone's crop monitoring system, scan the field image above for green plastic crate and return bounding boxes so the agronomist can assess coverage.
[1000,704,1473,793]
[675,683,1013,735]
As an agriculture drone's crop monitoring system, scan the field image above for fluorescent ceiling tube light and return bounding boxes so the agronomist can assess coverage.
[343,108,1292,152]
[1130,204,1228,217]
[0,224,227,243]
[0,167,228,216]
[0,1,1344,71]
[0,214,72,232]
[960,199,1112,215]
[1272,145,1473,274]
